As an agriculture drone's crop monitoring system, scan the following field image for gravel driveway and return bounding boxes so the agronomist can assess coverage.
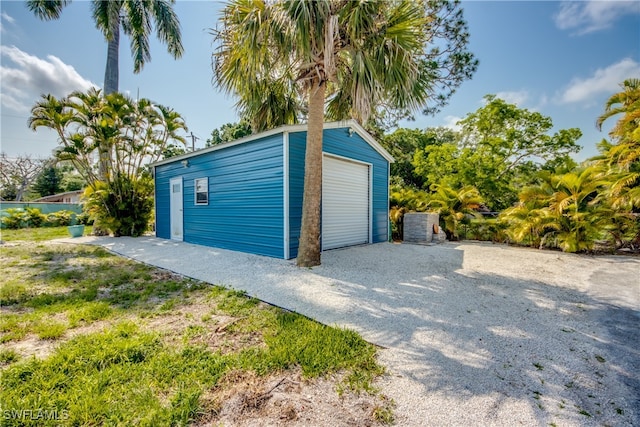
[66,237,640,426]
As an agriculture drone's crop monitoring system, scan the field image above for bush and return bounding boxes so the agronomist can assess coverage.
[0,208,46,229]
[45,210,76,227]
[0,209,26,229]
[1,208,80,229]
[83,173,154,237]
[457,218,508,243]
[24,208,46,228]
[76,211,94,226]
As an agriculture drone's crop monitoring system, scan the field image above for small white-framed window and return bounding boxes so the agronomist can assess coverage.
[194,177,208,205]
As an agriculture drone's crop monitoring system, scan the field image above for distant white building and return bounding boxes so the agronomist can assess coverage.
[33,190,83,204]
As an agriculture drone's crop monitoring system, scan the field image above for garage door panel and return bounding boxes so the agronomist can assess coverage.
[322,156,370,250]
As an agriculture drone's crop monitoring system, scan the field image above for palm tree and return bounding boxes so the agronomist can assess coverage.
[27,0,183,95]
[427,184,483,240]
[596,78,640,137]
[593,80,640,249]
[213,0,477,266]
[499,174,558,248]
[546,168,607,252]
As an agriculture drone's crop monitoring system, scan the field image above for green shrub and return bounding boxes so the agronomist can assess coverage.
[24,207,46,228]
[83,173,154,237]
[457,218,508,242]
[1,208,28,229]
[76,211,94,226]
[45,210,76,227]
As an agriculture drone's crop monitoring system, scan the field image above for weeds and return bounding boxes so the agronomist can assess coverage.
[35,321,67,340]
[0,237,385,424]
[0,349,20,365]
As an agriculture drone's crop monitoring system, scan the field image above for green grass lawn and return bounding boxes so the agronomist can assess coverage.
[0,230,387,426]
[0,226,88,242]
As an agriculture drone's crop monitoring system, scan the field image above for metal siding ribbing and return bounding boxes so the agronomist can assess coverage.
[157,135,284,258]
[288,128,390,258]
[322,156,370,249]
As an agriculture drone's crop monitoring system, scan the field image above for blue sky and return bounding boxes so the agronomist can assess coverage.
[1,1,639,161]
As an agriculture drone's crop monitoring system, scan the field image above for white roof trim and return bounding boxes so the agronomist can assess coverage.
[151,120,394,167]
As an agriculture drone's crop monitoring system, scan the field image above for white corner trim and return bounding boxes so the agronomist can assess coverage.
[283,132,290,260]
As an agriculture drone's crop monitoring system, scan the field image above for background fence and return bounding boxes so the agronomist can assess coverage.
[0,202,82,214]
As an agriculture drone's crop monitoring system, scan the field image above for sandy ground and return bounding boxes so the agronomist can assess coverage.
[60,237,640,426]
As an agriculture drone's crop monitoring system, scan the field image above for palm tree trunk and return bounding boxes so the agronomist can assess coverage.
[296,80,326,267]
[104,15,120,95]
[98,16,119,183]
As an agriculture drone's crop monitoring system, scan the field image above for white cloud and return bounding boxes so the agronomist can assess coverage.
[494,90,529,106]
[554,1,640,35]
[0,45,98,112]
[1,12,15,24]
[559,58,640,104]
[0,11,15,33]
[442,115,462,131]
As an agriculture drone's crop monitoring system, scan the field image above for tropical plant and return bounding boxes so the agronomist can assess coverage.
[27,0,183,95]
[213,0,478,266]
[596,78,640,147]
[501,168,607,252]
[83,173,154,237]
[427,184,483,240]
[591,79,640,249]
[500,173,558,248]
[28,89,187,236]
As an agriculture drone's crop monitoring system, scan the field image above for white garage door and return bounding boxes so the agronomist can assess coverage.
[322,155,370,250]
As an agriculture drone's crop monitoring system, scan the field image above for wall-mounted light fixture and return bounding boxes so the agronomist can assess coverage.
[181,160,189,168]
[348,127,354,137]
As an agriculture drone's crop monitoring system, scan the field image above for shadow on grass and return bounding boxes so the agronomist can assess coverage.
[0,242,386,426]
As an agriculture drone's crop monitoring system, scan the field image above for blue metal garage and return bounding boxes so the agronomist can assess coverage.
[152,120,393,259]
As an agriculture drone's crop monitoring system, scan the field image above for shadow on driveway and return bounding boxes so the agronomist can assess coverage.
[64,237,640,426]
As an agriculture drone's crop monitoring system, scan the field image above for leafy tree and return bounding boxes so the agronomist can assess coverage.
[161,144,188,159]
[213,0,477,266]
[413,96,582,210]
[32,161,64,197]
[382,127,457,188]
[27,0,183,95]
[61,173,86,192]
[28,89,187,236]
[206,120,253,147]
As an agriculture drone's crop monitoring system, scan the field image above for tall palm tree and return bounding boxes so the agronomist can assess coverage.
[27,0,183,95]
[596,78,640,136]
[214,0,476,266]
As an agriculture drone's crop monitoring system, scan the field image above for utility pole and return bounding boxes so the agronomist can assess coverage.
[189,132,200,152]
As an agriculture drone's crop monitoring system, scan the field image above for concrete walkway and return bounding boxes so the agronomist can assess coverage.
[61,236,640,426]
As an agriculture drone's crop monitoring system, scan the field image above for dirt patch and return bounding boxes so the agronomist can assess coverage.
[197,369,389,427]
